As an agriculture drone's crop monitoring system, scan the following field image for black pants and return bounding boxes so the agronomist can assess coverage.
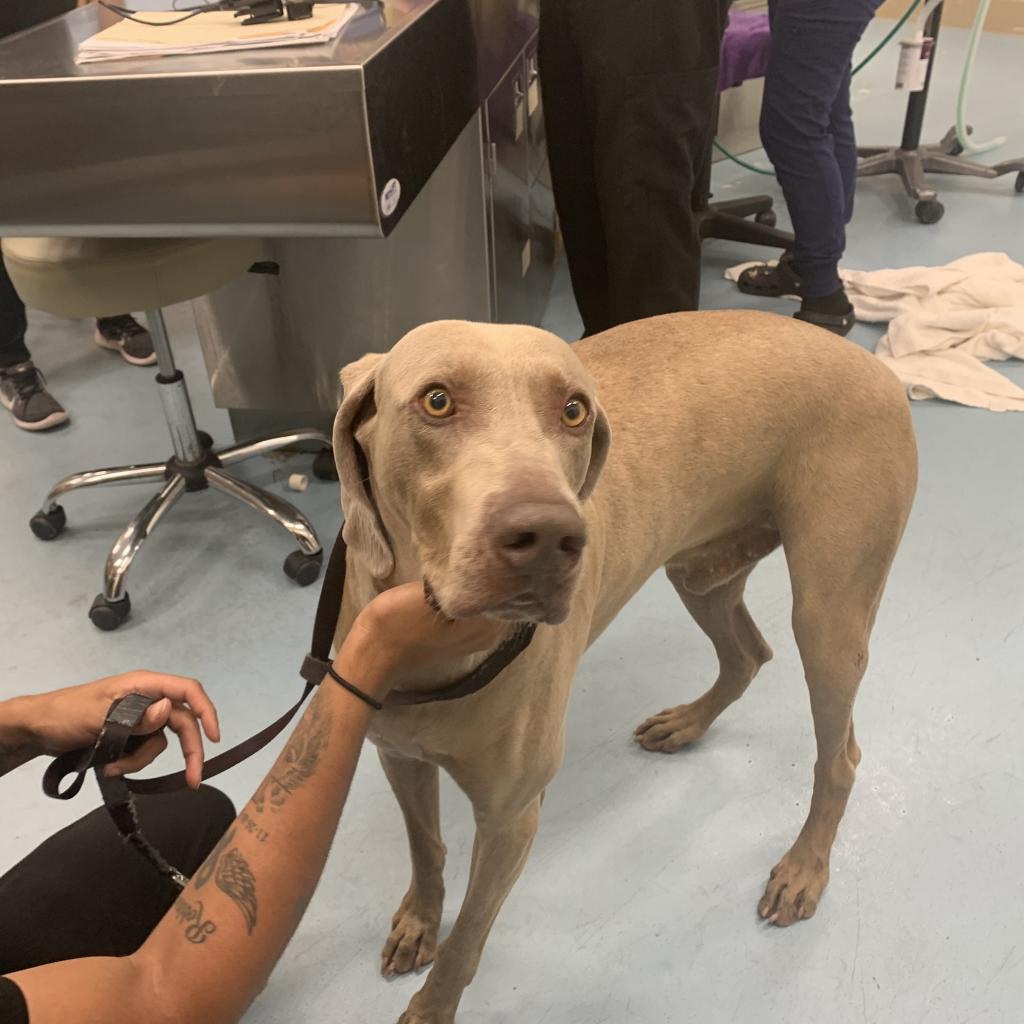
[0,786,235,973]
[760,0,882,297]
[0,0,76,41]
[0,0,76,369]
[0,259,30,369]
[539,0,730,336]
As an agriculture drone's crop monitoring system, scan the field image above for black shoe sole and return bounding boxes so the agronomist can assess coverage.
[793,308,856,337]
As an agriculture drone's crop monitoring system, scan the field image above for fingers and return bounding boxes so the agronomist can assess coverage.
[121,672,220,743]
[137,697,172,734]
[446,618,506,655]
[105,699,206,787]
[103,731,168,778]
[166,702,206,790]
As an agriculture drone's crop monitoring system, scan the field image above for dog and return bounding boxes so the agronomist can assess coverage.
[331,311,918,1023]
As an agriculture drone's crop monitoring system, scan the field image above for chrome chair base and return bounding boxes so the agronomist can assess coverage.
[32,428,331,631]
[29,308,331,631]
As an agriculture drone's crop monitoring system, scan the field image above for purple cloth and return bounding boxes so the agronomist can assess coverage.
[717,9,771,94]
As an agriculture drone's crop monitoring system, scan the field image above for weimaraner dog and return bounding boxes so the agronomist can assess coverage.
[332,311,917,1023]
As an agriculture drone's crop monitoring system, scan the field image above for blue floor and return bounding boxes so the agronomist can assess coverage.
[3,21,1024,1024]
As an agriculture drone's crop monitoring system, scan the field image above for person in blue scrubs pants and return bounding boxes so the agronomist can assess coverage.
[739,0,884,336]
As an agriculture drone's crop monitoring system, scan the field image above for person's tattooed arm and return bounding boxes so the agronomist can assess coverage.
[252,704,333,814]
[7,583,504,1024]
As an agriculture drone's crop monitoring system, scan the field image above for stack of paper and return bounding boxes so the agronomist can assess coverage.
[77,5,359,64]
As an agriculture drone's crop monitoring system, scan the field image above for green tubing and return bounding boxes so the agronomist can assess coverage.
[713,139,775,175]
[852,0,922,76]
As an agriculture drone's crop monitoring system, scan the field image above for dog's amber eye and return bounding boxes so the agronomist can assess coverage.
[562,397,588,428]
[423,388,454,418]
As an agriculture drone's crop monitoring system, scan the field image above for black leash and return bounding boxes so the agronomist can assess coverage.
[42,524,536,882]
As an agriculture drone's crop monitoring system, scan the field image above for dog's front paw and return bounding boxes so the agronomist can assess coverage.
[382,891,441,977]
[633,701,715,753]
[758,848,829,926]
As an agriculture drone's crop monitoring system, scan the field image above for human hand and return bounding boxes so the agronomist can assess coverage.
[5,671,220,788]
[337,583,509,697]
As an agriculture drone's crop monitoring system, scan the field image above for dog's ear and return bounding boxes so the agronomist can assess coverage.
[333,353,394,578]
[577,400,611,501]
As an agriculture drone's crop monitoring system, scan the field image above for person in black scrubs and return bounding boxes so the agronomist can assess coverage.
[539,0,732,337]
[737,0,884,336]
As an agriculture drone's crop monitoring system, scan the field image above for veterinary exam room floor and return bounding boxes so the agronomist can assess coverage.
[3,23,1023,1024]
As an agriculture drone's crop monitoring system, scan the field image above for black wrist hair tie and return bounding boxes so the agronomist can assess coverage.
[323,664,383,711]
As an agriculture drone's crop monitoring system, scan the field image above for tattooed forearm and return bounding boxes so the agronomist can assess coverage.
[240,809,269,843]
[252,704,332,814]
[194,827,235,890]
[174,895,218,944]
[216,848,259,934]
[192,825,259,934]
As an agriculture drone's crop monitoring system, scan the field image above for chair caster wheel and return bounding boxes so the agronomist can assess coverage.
[755,209,777,228]
[312,448,338,481]
[1015,172,1024,194]
[284,549,323,586]
[915,199,944,224]
[89,592,131,631]
[198,430,214,450]
[30,505,66,540]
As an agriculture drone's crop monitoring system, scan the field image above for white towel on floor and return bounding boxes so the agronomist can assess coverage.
[725,252,1024,412]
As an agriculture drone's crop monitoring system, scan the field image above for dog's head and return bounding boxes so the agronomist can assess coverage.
[333,321,611,625]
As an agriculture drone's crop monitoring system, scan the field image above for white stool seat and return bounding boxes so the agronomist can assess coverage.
[1,236,261,318]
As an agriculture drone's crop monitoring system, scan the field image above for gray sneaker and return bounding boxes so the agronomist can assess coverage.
[0,361,70,431]
[95,314,156,366]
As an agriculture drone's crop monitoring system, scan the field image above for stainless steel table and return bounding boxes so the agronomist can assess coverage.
[0,0,556,429]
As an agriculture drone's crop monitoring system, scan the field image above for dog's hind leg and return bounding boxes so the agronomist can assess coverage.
[379,751,446,976]
[635,523,778,754]
[758,462,912,927]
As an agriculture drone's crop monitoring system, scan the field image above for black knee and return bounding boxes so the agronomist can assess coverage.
[134,785,237,876]
[0,786,236,970]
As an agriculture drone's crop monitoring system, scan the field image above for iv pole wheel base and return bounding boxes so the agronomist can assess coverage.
[30,504,66,540]
[283,549,323,586]
[1015,172,1024,194]
[754,209,777,227]
[915,199,945,225]
[89,592,131,631]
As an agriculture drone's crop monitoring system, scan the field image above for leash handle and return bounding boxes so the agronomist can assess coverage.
[42,693,156,801]
[41,693,191,888]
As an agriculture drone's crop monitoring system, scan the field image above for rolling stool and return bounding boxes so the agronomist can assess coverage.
[1,237,331,631]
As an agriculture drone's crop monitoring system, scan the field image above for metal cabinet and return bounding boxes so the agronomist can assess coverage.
[484,42,556,326]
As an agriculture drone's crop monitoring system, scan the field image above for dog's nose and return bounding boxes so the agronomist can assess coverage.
[492,502,587,572]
